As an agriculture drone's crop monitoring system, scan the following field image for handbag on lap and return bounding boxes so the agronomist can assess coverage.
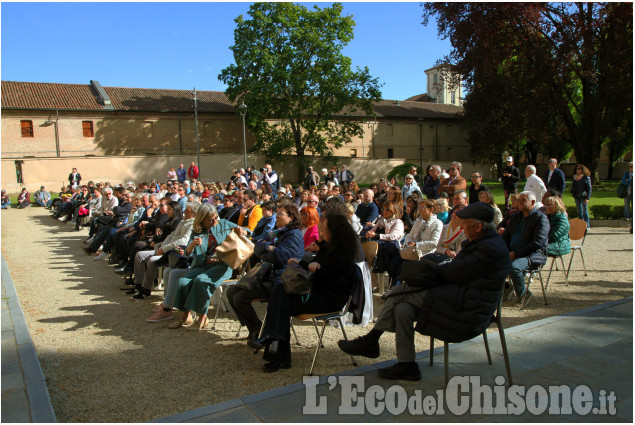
[216,231,254,269]
[236,262,273,290]
[281,262,313,295]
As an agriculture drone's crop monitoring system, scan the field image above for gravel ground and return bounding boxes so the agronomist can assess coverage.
[1,207,632,422]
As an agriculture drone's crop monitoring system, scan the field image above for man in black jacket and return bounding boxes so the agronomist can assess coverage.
[541,158,566,195]
[501,191,549,308]
[501,156,520,211]
[338,202,512,380]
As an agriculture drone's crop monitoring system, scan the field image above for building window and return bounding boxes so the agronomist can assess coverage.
[433,74,438,85]
[451,91,456,104]
[388,148,394,158]
[82,121,94,137]
[20,120,33,137]
[350,148,357,158]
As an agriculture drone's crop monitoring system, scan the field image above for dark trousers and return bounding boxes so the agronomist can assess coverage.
[226,284,271,333]
[89,224,114,252]
[261,284,340,364]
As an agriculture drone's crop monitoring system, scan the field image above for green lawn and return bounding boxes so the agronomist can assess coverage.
[482,180,624,208]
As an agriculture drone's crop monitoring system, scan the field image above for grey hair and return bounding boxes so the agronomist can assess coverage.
[454,190,468,199]
[192,203,218,234]
[526,165,536,175]
[519,191,537,202]
[450,161,463,172]
[185,201,200,215]
[102,187,113,195]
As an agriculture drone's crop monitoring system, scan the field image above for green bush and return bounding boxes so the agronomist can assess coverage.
[387,163,419,183]
[612,205,625,219]
[566,206,578,219]
[589,204,623,219]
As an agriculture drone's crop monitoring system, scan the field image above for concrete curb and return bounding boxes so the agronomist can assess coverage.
[2,255,56,423]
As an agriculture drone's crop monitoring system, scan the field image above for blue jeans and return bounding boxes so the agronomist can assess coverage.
[575,198,590,227]
[1,201,11,209]
[509,257,531,297]
[625,196,633,220]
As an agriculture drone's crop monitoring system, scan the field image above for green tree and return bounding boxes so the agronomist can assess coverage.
[424,3,633,182]
[219,2,382,182]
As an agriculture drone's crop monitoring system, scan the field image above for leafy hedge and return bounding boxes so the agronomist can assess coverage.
[589,204,625,219]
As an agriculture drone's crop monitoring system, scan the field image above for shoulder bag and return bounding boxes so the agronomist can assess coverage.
[216,231,255,269]
[236,262,273,290]
[617,183,628,199]
[281,262,313,295]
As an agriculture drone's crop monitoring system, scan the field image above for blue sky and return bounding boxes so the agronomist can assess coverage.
[1,2,452,100]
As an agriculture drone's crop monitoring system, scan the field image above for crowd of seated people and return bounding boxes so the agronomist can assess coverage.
[27,160,573,374]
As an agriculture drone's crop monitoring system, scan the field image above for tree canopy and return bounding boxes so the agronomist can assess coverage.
[423,3,633,180]
[219,2,382,181]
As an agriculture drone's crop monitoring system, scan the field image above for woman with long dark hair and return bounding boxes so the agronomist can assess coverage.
[255,213,360,372]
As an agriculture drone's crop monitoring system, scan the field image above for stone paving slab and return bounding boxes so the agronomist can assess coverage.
[155,296,633,423]
[1,255,56,423]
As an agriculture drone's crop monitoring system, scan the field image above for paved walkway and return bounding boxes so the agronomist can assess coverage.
[1,256,56,423]
[153,297,633,423]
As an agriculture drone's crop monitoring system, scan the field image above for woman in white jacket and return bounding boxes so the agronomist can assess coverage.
[389,199,443,287]
[130,202,199,303]
[367,203,404,279]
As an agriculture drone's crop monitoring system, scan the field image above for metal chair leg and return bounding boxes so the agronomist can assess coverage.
[559,256,568,285]
[308,319,328,376]
[212,286,224,330]
[496,313,513,385]
[482,331,492,365]
[536,271,548,306]
[429,336,434,366]
[545,257,556,290]
[580,249,587,276]
[311,318,324,348]
[337,317,357,367]
[443,341,449,388]
[290,320,301,346]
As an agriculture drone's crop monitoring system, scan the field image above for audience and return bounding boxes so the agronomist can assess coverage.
[28,158,580,375]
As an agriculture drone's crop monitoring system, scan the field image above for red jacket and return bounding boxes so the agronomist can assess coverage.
[188,166,199,180]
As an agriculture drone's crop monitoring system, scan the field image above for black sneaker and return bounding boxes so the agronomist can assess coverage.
[378,362,422,381]
[125,288,138,295]
[131,292,149,301]
[337,336,380,359]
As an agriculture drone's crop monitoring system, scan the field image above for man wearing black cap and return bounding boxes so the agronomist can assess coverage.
[338,202,512,380]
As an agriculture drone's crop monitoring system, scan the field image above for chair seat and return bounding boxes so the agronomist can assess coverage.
[295,312,339,321]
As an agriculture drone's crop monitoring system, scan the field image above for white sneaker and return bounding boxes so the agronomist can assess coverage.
[58,216,67,222]
[93,252,109,261]
[84,236,95,244]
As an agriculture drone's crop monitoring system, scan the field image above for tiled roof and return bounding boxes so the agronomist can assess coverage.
[1,81,462,119]
[372,100,461,119]
[1,81,102,110]
[404,93,435,102]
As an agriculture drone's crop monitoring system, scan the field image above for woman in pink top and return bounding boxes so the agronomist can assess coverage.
[300,206,320,248]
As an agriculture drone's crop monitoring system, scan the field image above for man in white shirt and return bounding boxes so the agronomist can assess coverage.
[523,165,547,209]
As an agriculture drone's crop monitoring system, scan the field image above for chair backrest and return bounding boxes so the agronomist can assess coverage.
[362,241,378,268]
[568,218,587,244]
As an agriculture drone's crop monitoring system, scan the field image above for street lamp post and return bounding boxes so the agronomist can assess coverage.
[238,102,248,170]
[417,117,424,173]
[192,88,200,176]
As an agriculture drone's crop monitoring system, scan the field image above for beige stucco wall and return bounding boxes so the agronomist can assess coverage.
[1,110,255,158]
[0,154,408,194]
